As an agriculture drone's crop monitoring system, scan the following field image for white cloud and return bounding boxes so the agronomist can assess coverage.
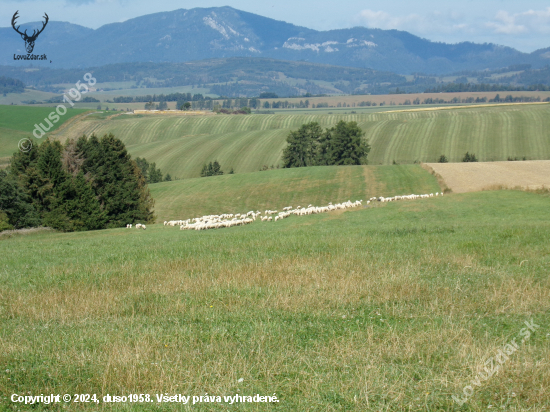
[353,7,550,51]
[356,9,472,36]
[358,9,422,31]
[486,8,550,34]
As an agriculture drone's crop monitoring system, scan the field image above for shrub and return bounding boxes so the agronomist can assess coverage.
[463,152,478,162]
[0,211,13,232]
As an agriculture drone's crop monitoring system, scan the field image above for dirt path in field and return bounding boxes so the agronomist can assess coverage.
[425,161,550,193]
[362,165,385,198]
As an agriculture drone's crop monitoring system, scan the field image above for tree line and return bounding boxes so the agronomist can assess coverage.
[113,92,208,103]
[425,83,550,93]
[134,157,171,183]
[0,135,155,232]
[0,76,25,94]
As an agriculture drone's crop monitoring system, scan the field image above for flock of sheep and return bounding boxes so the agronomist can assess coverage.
[158,192,443,232]
[371,192,443,202]
[127,223,146,229]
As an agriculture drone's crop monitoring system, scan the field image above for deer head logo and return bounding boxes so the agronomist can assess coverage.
[12,11,49,54]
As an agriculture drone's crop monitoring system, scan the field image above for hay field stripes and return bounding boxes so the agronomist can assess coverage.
[51,104,550,179]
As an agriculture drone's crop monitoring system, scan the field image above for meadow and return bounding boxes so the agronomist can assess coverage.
[50,103,550,179]
[149,165,441,222]
[1,186,549,411]
[0,105,90,168]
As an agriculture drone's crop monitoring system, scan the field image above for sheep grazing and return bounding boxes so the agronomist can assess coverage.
[126,224,132,228]
[165,191,443,233]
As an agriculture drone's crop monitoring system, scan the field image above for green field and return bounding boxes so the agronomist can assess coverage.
[0,105,90,168]
[1,188,549,410]
[52,103,550,179]
[149,165,441,222]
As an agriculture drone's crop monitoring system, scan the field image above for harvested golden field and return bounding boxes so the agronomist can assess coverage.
[425,160,550,193]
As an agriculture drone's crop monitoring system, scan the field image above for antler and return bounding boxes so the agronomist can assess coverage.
[11,11,26,37]
[32,12,50,37]
[11,11,49,40]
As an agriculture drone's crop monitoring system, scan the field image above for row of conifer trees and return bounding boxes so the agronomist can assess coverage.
[0,134,155,232]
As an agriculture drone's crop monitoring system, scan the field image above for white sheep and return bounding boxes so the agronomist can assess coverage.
[166,191,445,233]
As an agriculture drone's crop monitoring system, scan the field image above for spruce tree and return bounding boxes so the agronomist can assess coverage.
[0,169,40,229]
[62,172,106,231]
[148,162,163,183]
[79,134,155,227]
[135,157,150,181]
[211,161,223,175]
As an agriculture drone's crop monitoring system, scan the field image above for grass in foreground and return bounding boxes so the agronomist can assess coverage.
[149,165,441,222]
[0,190,549,411]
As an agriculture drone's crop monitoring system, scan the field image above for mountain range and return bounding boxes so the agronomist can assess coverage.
[1,6,549,74]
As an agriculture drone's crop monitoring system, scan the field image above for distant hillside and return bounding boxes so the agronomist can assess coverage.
[1,6,548,74]
[0,76,24,94]
[0,58,406,97]
[3,58,550,100]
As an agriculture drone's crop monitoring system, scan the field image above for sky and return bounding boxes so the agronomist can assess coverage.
[1,0,549,52]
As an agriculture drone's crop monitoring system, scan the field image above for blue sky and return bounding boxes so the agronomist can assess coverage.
[1,0,549,52]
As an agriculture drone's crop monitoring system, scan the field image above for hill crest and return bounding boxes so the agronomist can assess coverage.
[1,6,548,74]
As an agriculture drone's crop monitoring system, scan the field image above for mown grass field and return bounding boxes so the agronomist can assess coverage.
[1,188,549,411]
[0,105,90,168]
[149,165,441,222]
[52,103,550,179]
